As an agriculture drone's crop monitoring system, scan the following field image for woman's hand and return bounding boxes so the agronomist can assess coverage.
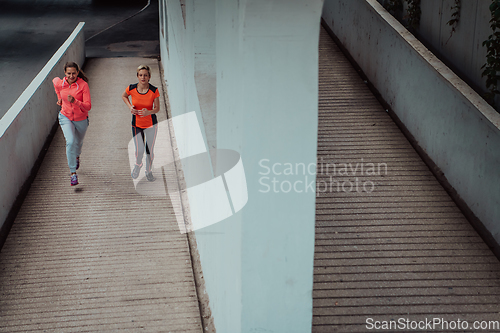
[56,99,62,106]
[130,106,138,115]
[138,108,150,117]
[67,94,75,103]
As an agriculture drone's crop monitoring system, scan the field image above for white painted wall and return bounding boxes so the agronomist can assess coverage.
[0,23,86,231]
[160,0,323,332]
[322,0,500,242]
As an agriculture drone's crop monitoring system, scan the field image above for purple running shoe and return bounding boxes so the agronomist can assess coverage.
[71,174,79,186]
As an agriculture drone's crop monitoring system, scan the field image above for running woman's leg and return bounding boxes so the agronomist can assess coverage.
[144,124,158,173]
[58,113,78,173]
[73,117,89,161]
[132,126,146,167]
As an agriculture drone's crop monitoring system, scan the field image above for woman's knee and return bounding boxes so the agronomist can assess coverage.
[65,135,77,147]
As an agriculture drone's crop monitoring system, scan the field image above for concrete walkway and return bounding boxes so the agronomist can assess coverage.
[0,58,203,332]
[313,27,500,332]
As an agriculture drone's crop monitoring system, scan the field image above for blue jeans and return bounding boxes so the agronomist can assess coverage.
[58,113,89,173]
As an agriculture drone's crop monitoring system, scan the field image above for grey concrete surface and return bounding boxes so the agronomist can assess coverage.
[322,0,500,247]
[0,57,202,332]
[313,26,500,333]
[0,0,159,119]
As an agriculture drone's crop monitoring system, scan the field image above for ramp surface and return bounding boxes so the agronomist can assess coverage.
[313,26,500,332]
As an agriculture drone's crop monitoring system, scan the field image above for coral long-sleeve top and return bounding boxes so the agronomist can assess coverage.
[53,77,92,121]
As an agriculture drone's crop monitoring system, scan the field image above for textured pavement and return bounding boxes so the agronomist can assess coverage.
[312,27,500,332]
[0,57,203,332]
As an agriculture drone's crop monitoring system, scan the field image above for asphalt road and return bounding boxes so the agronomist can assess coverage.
[0,0,159,118]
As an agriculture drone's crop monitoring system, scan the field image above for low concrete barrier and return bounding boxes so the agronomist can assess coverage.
[322,0,500,245]
[0,22,85,235]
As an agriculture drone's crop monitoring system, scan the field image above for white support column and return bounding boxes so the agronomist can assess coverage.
[160,0,323,331]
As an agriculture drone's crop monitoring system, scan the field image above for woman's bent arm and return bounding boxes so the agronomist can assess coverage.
[73,82,92,112]
[122,91,137,114]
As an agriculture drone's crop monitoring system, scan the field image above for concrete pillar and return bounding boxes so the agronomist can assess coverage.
[160,0,323,331]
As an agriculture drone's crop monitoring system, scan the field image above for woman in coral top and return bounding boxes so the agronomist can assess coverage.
[121,64,160,182]
[53,62,91,186]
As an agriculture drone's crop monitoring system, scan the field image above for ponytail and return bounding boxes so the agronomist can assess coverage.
[64,61,89,83]
[78,70,89,83]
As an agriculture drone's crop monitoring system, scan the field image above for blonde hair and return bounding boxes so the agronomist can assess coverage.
[136,65,151,77]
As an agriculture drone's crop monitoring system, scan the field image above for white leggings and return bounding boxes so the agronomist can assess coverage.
[132,125,158,173]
